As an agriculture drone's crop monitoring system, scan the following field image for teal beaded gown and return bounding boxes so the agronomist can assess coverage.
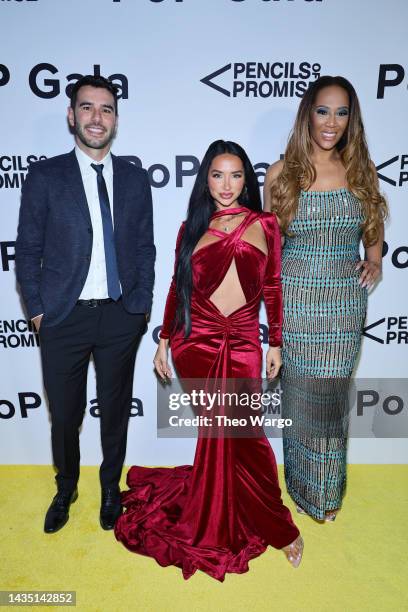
[281,188,367,519]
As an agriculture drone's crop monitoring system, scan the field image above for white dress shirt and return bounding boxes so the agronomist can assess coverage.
[75,145,114,300]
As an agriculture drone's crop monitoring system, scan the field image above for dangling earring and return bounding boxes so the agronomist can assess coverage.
[241,185,248,200]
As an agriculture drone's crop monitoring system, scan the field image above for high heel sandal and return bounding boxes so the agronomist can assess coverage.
[297,504,337,521]
[283,535,304,568]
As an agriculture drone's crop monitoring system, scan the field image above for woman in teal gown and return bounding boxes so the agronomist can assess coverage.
[264,76,387,521]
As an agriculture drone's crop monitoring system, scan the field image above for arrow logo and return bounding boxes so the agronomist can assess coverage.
[376,156,399,186]
[363,318,385,344]
[200,64,231,97]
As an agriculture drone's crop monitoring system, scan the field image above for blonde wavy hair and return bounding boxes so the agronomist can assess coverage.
[270,76,388,247]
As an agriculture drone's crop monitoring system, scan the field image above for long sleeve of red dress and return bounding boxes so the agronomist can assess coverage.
[261,213,283,348]
[159,222,185,340]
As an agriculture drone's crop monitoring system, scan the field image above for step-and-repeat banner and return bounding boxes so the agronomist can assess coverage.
[1,0,407,465]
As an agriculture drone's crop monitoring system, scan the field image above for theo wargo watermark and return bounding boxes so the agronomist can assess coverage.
[156,378,408,439]
[157,378,290,438]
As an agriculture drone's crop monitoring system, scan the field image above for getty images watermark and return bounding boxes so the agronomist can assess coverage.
[156,378,408,439]
[167,387,291,431]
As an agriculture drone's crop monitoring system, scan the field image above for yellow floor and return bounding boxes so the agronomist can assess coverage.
[1,465,407,612]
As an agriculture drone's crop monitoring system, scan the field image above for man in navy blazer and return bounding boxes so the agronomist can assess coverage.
[16,75,155,533]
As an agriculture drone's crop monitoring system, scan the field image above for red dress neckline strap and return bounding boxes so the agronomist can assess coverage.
[210,206,250,219]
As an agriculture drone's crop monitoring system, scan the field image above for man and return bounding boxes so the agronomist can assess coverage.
[15,75,155,533]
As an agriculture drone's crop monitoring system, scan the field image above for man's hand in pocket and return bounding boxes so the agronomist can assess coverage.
[32,314,44,332]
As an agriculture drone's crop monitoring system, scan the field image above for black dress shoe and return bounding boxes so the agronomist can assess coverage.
[44,488,78,534]
[100,487,122,530]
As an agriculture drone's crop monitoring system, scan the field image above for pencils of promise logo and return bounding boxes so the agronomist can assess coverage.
[0,155,46,189]
[201,62,321,98]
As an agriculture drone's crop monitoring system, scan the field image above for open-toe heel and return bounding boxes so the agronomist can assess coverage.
[283,535,304,568]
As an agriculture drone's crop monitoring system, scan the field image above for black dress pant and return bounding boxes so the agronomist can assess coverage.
[39,300,146,492]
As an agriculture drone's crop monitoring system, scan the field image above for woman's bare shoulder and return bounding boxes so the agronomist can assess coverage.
[265,159,284,185]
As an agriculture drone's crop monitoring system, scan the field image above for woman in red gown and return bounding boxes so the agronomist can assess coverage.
[115,141,303,580]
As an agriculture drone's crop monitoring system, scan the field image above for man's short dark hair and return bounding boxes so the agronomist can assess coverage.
[70,75,119,114]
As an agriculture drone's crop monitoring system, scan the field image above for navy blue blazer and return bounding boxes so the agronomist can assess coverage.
[16,149,155,327]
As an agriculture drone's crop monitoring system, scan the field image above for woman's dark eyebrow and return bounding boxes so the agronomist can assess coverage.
[210,169,243,173]
[314,104,349,110]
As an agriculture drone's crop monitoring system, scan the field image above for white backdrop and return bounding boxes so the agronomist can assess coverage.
[1,0,407,466]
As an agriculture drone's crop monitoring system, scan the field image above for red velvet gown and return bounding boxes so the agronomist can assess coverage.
[115,207,299,581]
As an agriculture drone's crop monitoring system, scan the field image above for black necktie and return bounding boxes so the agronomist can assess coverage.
[91,163,121,301]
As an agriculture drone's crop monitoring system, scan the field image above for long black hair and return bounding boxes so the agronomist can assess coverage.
[175,140,262,337]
